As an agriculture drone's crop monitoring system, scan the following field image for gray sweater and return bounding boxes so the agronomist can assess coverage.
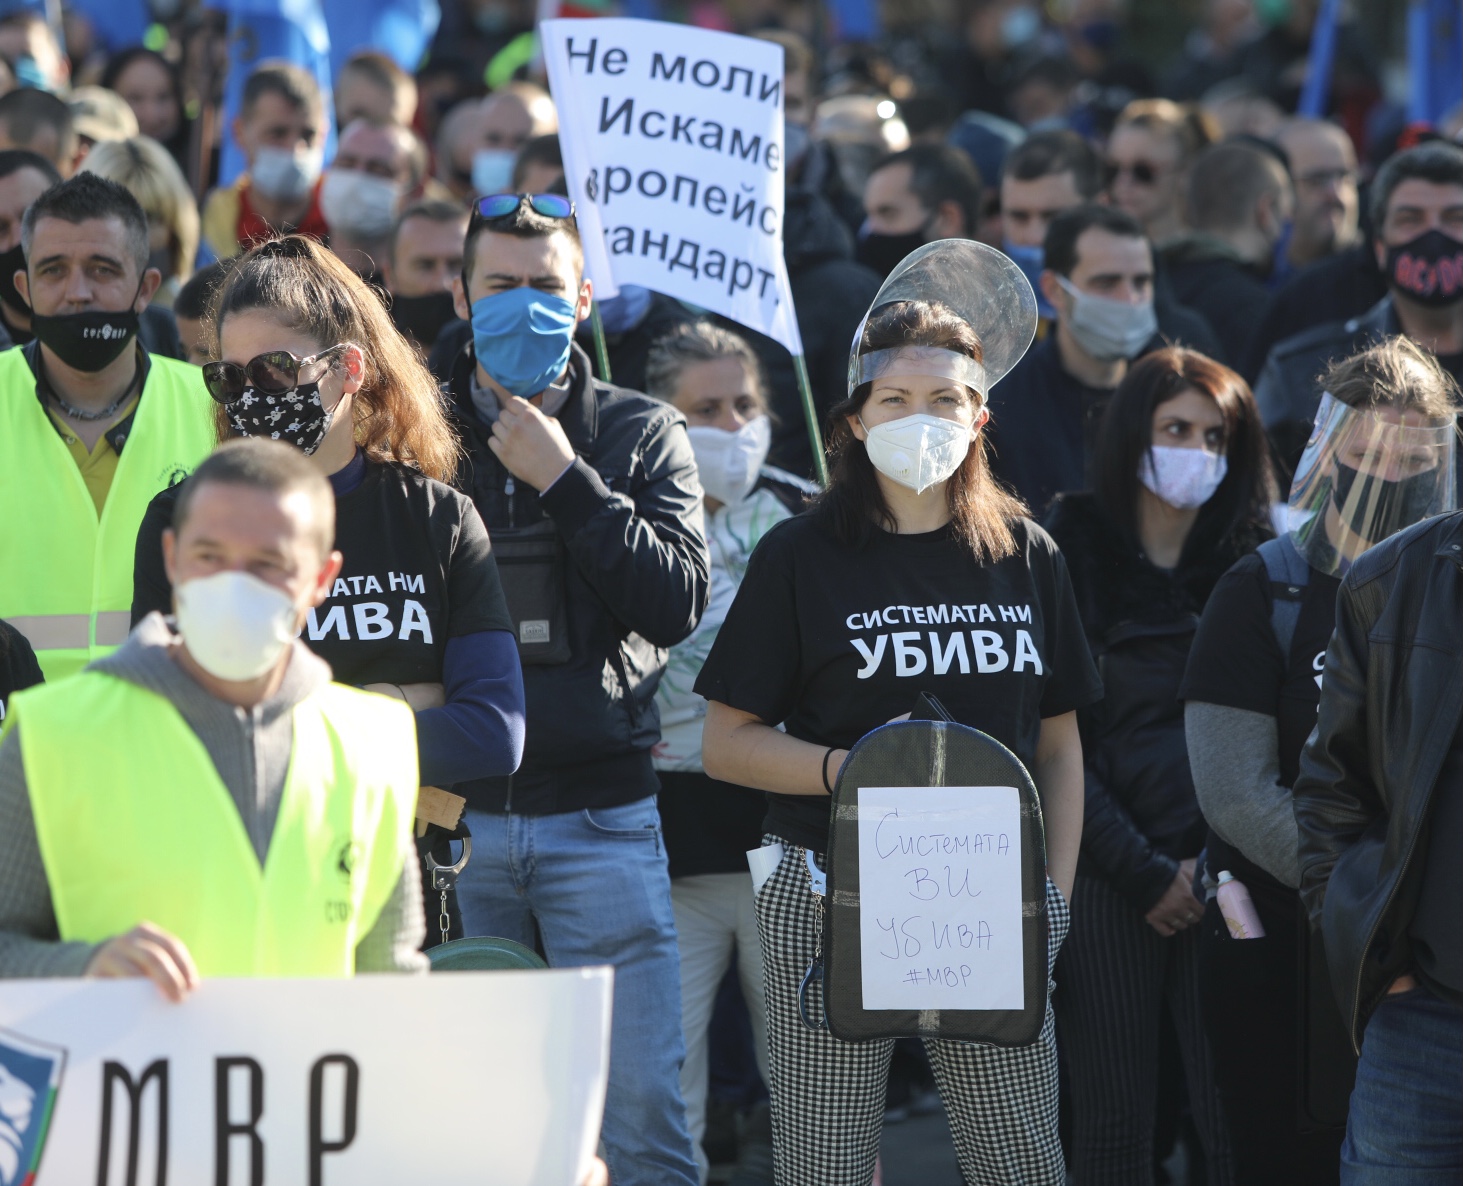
[0,614,426,977]
[1184,700,1302,888]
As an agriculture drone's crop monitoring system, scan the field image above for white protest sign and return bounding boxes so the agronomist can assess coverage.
[0,968,611,1185]
[857,786,1024,1011]
[541,17,804,356]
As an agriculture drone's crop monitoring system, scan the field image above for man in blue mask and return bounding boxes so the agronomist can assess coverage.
[445,193,708,1186]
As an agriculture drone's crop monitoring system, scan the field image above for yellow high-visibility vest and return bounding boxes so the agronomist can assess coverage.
[7,673,419,977]
[0,349,215,680]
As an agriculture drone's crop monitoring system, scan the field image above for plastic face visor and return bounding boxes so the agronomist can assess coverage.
[852,346,989,403]
[1288,392,1458,575]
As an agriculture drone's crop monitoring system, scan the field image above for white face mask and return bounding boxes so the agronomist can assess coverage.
[320,168,400,238]
[686,415,771,507]
[860,413,974,495]
[1057,275,1157,362]
[174,570,300,682]
[471,148,516,196]
[252,144,324,202]
[1139,445,1228,510]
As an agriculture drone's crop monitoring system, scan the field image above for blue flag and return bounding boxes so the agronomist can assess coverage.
[321,0,441,81]
[215,0,335,188]
[63,0,151,54]
[1408,0,1463,124]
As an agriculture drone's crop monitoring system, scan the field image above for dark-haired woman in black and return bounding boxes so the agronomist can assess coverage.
[697,241,1101,1186]
[1045,346,1276,1185]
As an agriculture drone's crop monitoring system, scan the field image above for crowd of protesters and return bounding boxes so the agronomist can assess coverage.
[0,0,1459,1184]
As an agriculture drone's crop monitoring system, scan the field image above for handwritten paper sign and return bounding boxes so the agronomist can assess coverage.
[857,786,1024,1011]
[542,17,803,355]
[0,968,611,1186]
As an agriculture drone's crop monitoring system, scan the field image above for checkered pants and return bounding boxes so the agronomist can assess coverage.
[752,837,1070,1186]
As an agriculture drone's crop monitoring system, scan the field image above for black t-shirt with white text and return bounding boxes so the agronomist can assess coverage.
[133,459,513,686]
[1179,552,1340,893]
[695,515,1102,852]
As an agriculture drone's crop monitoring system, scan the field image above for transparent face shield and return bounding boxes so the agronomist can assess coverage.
[847,239,1038,405]
[1289,393,1458,576]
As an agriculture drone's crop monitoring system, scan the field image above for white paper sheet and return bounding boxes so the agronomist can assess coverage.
[856,786,1024,1011]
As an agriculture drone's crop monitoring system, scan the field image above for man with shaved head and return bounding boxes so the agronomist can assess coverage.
[435,83,557,201]
[321,117,430,278]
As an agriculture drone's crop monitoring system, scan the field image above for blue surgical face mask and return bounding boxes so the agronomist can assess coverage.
[471,286,578,398]
[1003,239,1056,320]
[471,149,515,197]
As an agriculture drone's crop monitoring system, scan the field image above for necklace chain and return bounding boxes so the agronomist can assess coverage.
[51,389,132,422]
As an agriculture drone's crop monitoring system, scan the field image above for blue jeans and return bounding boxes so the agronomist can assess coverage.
[458,798,698,1186]
[1341,984,1463,1185]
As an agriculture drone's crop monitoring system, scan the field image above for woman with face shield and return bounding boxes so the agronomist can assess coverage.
[130,235,527,945]
[1179,336,1460,1186]
[1043,347,1279,1184]
[697,242,1100,1185]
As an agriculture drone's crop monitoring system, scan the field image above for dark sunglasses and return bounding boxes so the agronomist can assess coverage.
[473,192,576,222]
[202,344,349,406]
[1106,159,1161,187]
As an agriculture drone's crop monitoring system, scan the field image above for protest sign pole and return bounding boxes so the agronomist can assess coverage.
[589,301,613,382]
[793,353,828,485]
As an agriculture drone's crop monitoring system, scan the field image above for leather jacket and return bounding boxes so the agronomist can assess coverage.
[1294,511,1463,1051]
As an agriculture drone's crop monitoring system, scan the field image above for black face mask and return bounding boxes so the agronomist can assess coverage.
[1385,229,1463,309]
[390,290,459,348]
[31,307,140,372]
[855,227,928,280]
[1331,461,1440,538]
[0,242,27,313]
[226,381,336,455]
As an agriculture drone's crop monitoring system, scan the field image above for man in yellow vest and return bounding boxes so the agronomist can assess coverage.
[0,172,214,680]
[0,438,425,996]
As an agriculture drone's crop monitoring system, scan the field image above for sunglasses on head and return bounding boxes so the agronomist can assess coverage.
[473,192,576,222]
[202,344,349,406]
[1106,160,1161,186]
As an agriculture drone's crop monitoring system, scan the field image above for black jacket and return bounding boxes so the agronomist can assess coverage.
[1252,296,1397,474]
[1294,512,1463,1050]
[985,336,1115,517]
[1045,492,1267,911]
[1160,234,1272,369]
[1240,241,1387,382]
[447,342,710,815]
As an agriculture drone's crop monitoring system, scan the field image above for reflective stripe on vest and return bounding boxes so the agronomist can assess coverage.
[0,350,215,681]
[8,674,420,978]
[7,611,131,651]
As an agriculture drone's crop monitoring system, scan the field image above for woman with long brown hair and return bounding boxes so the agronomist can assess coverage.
[696,242,1099,1185]
[132,235,524,840]
[1043,346,1277,1184]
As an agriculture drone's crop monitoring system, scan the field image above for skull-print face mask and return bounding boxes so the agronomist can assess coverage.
[226,380,335,454]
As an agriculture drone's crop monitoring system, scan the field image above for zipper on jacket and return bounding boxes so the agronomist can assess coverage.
[505,475,516,530]
[504,770,513,814]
